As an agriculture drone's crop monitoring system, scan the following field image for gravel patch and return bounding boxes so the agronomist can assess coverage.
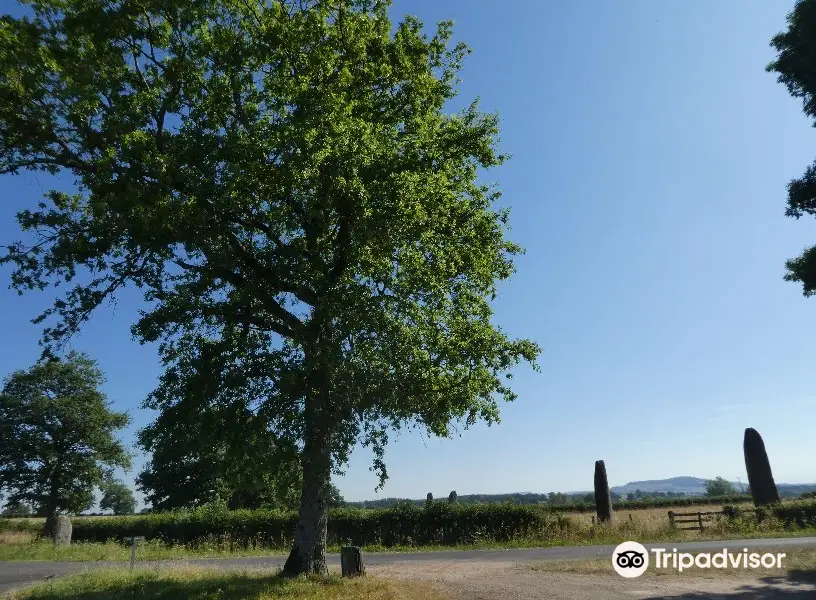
[368,560,816,599]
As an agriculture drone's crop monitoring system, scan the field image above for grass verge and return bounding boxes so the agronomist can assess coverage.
[3,568,450,600]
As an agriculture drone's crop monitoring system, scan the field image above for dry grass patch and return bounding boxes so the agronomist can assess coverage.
[0,531,37,545]
[3,567,450,600]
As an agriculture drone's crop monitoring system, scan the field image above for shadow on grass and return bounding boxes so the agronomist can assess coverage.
[14,570,350,600]
[641,568,816,599]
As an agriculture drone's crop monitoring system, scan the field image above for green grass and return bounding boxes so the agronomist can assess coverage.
[3,568,448,600]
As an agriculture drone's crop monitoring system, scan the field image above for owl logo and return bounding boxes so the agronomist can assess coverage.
[613,541,649,578]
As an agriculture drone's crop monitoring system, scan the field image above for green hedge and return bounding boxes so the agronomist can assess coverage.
[53,503,573,548]
[761,500,816,528]
[0,518,41,533]
[721,500,816,528]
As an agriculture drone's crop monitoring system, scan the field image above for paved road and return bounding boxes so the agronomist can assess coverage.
[2,537,815,595]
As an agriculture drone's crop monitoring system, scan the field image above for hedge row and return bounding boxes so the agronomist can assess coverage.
[17,503,574,548]
[721,500,816,529]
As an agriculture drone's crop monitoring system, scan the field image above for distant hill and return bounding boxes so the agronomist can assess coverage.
[611,477,816,498]
[347,477,816,507]
[611,477,715,496]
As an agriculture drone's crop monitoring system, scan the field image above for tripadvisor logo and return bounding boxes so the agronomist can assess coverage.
[612,542,786,578]
[613,541,649,578]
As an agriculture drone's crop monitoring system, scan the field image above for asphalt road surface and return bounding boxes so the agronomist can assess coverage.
[2,536,816,595]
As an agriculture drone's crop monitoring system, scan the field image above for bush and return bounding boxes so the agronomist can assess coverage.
[720,500,816,529]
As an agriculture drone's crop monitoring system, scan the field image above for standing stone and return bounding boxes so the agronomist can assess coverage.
[744,427,780,507]
[53,515,72,546]
[594,460,613,523]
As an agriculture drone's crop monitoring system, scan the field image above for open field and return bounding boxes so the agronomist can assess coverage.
[571,504,731,526]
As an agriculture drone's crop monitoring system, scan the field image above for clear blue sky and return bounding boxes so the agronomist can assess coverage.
[2,0,815,506]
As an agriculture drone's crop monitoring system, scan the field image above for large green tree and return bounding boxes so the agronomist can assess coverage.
[768,0,816,291]
[0,0,539,573]
[100,479,137,515]
[0,353,131,533]
[136,348,301,511]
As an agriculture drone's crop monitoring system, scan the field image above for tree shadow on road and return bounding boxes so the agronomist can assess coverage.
[641,568,816,599]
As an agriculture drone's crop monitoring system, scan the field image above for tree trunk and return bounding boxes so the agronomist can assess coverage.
[283,368,333,576]
[42,474,61,539]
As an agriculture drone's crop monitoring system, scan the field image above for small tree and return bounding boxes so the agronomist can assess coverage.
[1,502,32,517]
[704,477,737,497]
[0,353,131,535]
[327,484,345,509]
[100,480,137,515]
[136,373,301,512]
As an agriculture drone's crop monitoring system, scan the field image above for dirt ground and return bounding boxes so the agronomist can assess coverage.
[368,559,816,600]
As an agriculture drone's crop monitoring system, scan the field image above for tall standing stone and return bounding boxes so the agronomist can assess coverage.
[744,427,780,507]
[594,460,613,523]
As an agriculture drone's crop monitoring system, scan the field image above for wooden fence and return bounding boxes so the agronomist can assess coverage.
[667,510,721,531]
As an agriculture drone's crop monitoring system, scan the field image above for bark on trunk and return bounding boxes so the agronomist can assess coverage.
[283,371,333,576]
[42,475,60,539]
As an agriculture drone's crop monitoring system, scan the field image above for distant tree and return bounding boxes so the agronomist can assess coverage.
[1,502,32,517]
[767,0,816,291]
[0,353,131,535]
[136,361,301,512]
[327,484,345,509]
[448,491,458,504]
[705,477,737,497]
[100,480,136,515]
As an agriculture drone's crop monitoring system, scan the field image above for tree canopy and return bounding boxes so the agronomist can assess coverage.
[136,358,301,511]
[0,352,131,529]
[0,0,539,573]
[768,0,816,292]
[704,477,736,498]
[100,479,137,515]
